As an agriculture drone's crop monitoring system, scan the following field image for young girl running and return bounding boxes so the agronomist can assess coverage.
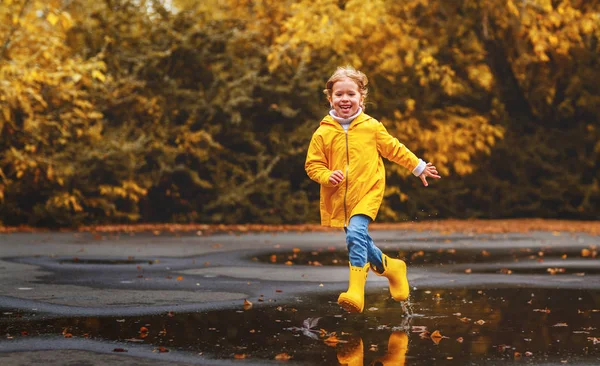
[305,66,440,313]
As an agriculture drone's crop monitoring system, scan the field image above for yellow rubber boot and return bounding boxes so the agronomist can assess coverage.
[373,332,408,366]
[337,263,370,313]
[336,337,363,366]
[372,254,409,301]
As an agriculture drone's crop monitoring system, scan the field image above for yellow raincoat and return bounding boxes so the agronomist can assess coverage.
[305,112,420,227]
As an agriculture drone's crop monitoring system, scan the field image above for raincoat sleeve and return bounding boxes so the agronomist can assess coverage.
[305,132,335,187]
[375,121,420,172]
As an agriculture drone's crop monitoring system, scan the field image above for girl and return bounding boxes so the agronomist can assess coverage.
[305,66,440,313]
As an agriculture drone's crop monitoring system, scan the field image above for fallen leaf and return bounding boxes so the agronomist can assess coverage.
[243,299,253,310]
[553,323,568,327]
[302,317,321,330]
[475,320,486,325]
[234,353,247,359]
[140,326,149,333]
[324,335,342,346]
[176,276,183,281]
[456,337,464,343]
[113,348,128,352]
[275,353,293,360]
[534,308,551,314]
[430,330,445,345]
[412,325,427,333]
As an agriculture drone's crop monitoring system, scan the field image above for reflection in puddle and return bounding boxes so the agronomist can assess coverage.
[254,247,599,267]
[2,288,600,365]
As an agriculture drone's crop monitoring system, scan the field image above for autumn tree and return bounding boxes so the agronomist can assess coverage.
[0,0,597,226]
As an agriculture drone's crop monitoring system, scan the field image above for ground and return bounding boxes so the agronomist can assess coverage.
[0,220,599,365]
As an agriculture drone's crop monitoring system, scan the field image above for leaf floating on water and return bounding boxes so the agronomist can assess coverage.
[302,329,320,340]
[547,268,566,275]
[587,337,600,344]
[456,337,464,343]
[419,331,431,339]
[475,320,486,325]
[324,335,344,346]
[275,353,293,360]
[412,325,427,333]
[234,353,247,359]
[430,330,447,345]
[243,299,253,310]
[303,317,321,330]
[533,308,551,313]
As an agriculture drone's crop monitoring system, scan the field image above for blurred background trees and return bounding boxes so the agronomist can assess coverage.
[0,0,598,227]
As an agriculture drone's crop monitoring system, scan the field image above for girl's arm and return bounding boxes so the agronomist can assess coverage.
[305,133,336,187]
[376,122,441,186]
[375,122,421,171]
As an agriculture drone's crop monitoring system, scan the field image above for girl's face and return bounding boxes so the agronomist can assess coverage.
[329,77,363,119]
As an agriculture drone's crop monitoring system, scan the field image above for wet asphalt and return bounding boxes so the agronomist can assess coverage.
[0,229,599,365]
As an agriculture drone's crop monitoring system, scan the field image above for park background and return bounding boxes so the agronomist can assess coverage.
[0,0,598,228]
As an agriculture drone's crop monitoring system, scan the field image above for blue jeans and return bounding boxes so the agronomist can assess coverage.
[345,214,384,271]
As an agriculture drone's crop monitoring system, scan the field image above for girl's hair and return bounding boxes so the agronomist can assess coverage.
[323,66,369,107]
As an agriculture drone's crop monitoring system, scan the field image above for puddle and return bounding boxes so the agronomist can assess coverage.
[254,247,598,266]
[463,267,600,275]
[2,288,600,365]
[58,258,152,265]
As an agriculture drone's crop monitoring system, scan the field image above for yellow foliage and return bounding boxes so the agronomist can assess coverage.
[100,181,148,202]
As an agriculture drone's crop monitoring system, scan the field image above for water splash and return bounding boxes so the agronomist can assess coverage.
[400,295,414,317]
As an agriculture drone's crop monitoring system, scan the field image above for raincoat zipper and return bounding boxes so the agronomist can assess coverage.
[344,129,349,227]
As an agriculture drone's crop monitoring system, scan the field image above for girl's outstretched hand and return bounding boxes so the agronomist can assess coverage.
[419,162,441,187]
[329,170,345,185]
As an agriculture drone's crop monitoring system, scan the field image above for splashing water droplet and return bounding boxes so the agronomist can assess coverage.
[401,296,414,317]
